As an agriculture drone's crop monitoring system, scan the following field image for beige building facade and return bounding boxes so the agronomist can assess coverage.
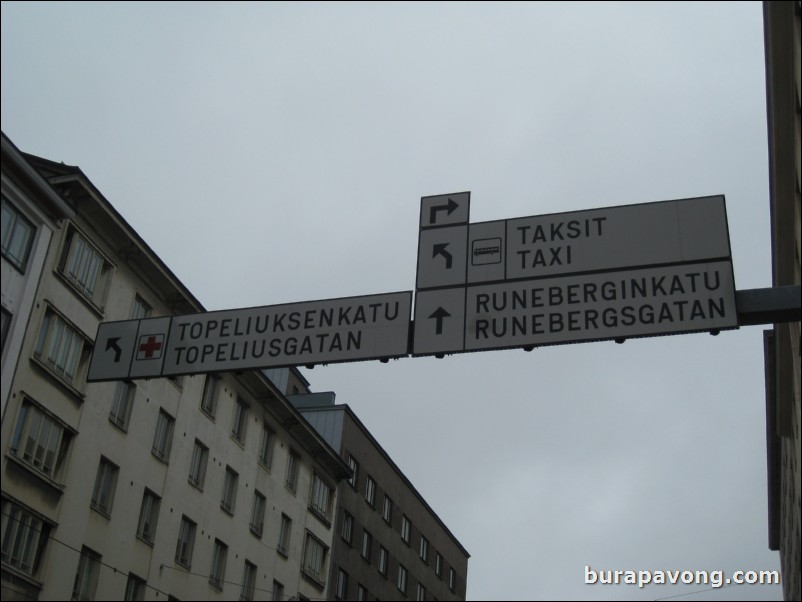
[1,140,349,601]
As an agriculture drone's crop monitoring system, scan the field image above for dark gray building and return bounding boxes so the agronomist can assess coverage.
[291,393,469,601]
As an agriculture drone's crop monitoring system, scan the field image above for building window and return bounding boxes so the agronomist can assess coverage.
[231,397,248,444]
[401,515,411,544]
[241,560,257,601]
[1,499,50,577]
[250,491,266,538]
[59,226,113,309]
[361,529,372,563]
[335,568,349,599]
[285,450,300,493]
[258,422,275,469]
[378,546,388,577]
[277,514,291,557]
[347,454,359,488]
[108,380,135,430]
[309,474,333,523]
[10,399,72,482]
[221,466,238,514]
[1,307,10,352]
[435,552,443,577]
[90,456,119,517]
[357,584,368,601]
[151,409,174,463]
[302,532,328,584]
[129,295,151,320]
[209,539,228,590]
[340,510,353,544]
[34,308,89,387]
[72,546,101,601]
[175,516,196,568]
[1,197,35,271]
[136,489,160,545]
[188,439,208,490]
[397,564,408,594]
[271,580,284,601]
[382,495,393,523]
[200,374,219,418]
[419,535,429,564]
[416,582,426,601]
[124,573,146,601]
[449,568,457,592]
[364,475,375,507]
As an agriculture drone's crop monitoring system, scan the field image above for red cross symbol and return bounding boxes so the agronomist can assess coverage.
[137,335,163,360]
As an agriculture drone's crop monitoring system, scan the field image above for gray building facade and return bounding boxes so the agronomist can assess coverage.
[293,394,470,601]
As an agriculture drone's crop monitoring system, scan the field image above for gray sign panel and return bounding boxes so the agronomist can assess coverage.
[416,226,468,290]
[419,192,470,228]
[412,288,466,355]
[506,196,730,280]
[88,292,412,381]
[464,261,737,351]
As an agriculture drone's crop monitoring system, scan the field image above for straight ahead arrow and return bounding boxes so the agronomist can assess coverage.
[106,337,122,363]
[432,243,453,269]
[429,197,459,224]
[429,307,451,335]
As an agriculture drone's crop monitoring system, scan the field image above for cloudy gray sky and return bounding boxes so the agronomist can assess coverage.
[1,2,783,600]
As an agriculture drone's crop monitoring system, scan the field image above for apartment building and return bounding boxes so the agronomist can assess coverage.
[763,3,801,600]
[0,135,350,601]
[292,393,470,601]
[1,133,74,418]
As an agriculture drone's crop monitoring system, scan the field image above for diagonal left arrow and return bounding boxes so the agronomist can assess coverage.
[106,337,122,363]
[432,243,453,269]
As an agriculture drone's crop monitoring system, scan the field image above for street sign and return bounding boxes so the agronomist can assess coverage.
[412,194,738,356]
[464,261,737,351]
[88,292,412,381]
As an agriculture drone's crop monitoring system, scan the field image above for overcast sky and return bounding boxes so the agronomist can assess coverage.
[1,2,784,600]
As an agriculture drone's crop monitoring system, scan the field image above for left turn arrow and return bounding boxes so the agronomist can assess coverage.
[106,337,122,363]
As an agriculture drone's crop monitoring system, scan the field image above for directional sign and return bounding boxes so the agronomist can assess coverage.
[413,288,466,355]
[416,226,468,289]
[464,261,737,351]
[88,292,413,381]
[412,194,738,356]
[420,192,470,228]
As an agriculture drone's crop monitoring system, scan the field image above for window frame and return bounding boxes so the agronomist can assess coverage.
[285,450,300,493]
[1,196,36,272]
[401,515,411,544]
[221,466,239,514]
[1,498,51,577]
[175,515,197,569]
[209,538,228,590]
[151,409,175,464]
[277,514,291,557]
[9,397,73,485]
[108,380,135,431]
[309,473,333,524]
[364,475,376,507]
[33,305,91,391]
[250,490,266,538]
[57,224,114,311]
[136,489,161,545]
[90,456,119,517]
[302,531,329,586]
[188,439,209,490]
[200,374,219,419]
[72,546,101,601]
[231,397,249,444]
[397,563,408,595]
